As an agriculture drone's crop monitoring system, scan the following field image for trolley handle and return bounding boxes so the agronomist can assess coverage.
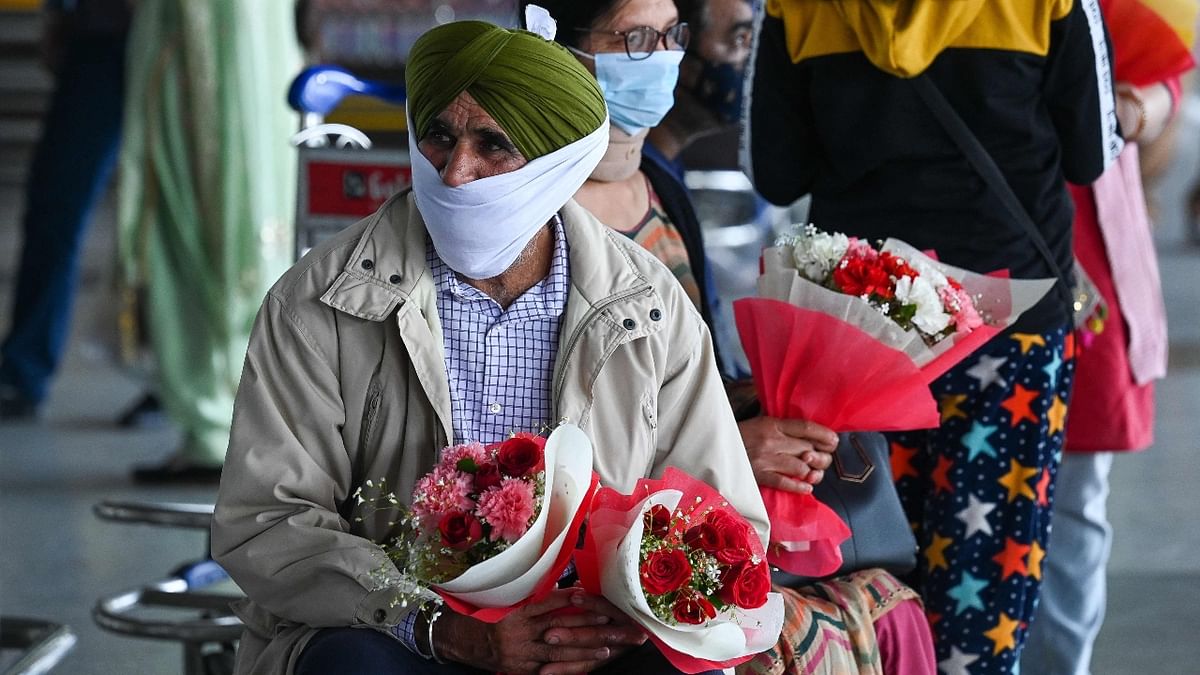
[287,64,406,116]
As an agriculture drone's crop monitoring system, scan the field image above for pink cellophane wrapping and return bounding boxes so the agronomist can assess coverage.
[735,242,1054,574]
[575,468,784,674]
[435,424,599,623]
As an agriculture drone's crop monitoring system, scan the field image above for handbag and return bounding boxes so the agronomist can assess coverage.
[912,74,1104,328]
[772,431,917,586]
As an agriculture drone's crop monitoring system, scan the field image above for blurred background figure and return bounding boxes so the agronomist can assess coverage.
[0,0,130,420]
[745,1,1119,671]
[645,0,752,167]
[1021,1,1197,674]
[117,0,302,482]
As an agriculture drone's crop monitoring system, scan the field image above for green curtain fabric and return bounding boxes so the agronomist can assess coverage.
[406,21,606,159]
[117,0,301,465]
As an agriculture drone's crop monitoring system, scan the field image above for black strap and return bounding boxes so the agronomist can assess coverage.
[911,74,1075,308]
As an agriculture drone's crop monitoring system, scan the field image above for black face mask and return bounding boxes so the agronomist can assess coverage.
[687,57,746,125]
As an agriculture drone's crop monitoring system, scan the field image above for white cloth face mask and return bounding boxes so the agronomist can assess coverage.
[409,115,609,280]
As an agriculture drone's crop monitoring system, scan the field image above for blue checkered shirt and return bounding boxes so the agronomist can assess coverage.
[432,216,569,445]
[392,216,569,654]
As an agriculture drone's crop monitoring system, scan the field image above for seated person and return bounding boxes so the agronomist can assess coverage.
[211,19,767,675]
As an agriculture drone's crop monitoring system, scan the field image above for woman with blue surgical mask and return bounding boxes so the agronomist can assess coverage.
[527,0,710,313]
[525,3,939,673]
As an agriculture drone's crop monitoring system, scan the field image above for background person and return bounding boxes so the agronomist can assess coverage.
[745,1,1121,670]
[528,1,935,671]
[1021,1,1196,672]
[0,0,130,420]
[117,0,302,482]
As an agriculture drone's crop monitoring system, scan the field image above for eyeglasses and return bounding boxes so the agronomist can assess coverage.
[574,22,691,60]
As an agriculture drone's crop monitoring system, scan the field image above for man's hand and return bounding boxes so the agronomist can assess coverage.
[537,592,647,675]
[434,589,645,675]
[739,416,837,493]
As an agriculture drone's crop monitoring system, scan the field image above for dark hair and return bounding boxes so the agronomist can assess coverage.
[673,0,708,33]
[518,0,630,49]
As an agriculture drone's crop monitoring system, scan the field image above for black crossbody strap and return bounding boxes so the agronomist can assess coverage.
[911,74,1074,307]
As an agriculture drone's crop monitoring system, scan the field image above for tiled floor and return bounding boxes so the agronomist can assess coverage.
[3,124,1200,675]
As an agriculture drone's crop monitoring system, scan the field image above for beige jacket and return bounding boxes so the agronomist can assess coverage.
[211,192,768,675]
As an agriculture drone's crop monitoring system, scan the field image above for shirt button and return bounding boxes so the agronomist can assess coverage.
[373,608,387,623]
[389,274,402,284]
[361,259,374,271]
[649,309,662,321]
[489,402,502,414]
[623,318,637,330]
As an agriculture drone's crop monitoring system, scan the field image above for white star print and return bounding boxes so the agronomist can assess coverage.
[956,494,996,538]
[939,646,980,675]
[966,354,1008,391]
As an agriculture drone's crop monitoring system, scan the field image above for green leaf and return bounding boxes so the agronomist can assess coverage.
[456,458,479,473]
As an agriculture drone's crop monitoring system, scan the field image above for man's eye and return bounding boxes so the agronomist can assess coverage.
[425,130,453,146]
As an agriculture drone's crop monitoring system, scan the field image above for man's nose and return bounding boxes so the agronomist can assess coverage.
[440,146,477,187]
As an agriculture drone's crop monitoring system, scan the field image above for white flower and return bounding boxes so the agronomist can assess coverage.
[789,226,849,281]
[894,275,952,335]
[908,258,949,290]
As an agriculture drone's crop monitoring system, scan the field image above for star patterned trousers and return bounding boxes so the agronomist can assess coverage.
[887,326,1075,674]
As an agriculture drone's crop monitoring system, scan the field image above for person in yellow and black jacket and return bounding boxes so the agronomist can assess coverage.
[744,1,1121,673]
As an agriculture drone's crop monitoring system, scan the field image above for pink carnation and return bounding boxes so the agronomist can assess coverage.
[475,478,536,543]
[939,285,983,335]
[844,237,879,262]
[410,465,475,528]
[439,442,488,470]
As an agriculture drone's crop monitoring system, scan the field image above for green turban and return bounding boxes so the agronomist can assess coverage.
[406,21,607,160]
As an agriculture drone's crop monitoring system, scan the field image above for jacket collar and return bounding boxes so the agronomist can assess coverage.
[319,190,430,321]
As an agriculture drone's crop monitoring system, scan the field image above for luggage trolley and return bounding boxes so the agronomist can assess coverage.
[288,65,410,259]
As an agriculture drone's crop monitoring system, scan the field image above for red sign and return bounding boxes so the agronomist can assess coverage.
[305,160,413,218]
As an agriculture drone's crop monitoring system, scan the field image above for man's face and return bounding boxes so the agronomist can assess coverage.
[694,0,753,69]
[417,91,528,187]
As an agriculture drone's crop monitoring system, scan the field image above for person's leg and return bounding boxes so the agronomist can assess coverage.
[0,34,126,412]
[1020,451,1113,675]
[294,627,487,675]
[875,598,937,675]
[902,328,1074,673]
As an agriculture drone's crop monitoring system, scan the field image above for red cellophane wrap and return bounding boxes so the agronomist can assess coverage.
[1104,0,1196,87]
[734,240,1053,574]
[432,425,599,623]
[575,468,785,674]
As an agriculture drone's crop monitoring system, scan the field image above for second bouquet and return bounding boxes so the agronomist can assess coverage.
[575,467,784,674]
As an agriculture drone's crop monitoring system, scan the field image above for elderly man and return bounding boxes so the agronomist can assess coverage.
[211,20,766,675]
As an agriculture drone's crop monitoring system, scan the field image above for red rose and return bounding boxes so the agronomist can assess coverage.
[644,504,672,538]
[496,435,543,477]
[640,548,693,595]
[719,560,771,609]
[683,522,720,553]
[706,511,755,565]
[474,462,502,491]
[672,589,717,625]
[833,257,894,300]
[438,511,483,550]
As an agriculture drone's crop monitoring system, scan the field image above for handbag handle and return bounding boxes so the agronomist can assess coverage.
[911,74,1079,315]
[833,433,876,484]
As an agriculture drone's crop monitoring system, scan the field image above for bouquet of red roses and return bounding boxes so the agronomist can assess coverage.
[378,424,598,622]
[733,225,1054,574]
[575,468,784,674]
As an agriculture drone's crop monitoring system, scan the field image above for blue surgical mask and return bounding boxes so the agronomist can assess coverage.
[572,47,684,135]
